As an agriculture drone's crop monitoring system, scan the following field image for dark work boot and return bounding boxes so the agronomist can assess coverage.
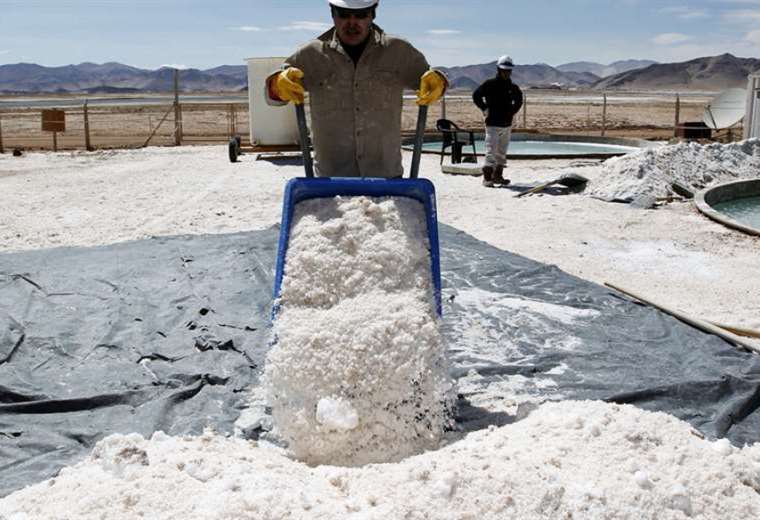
[493,165,510,186]
[482,165,494,187]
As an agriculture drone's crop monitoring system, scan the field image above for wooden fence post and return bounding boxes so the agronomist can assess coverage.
[53,131,58,152]
[441,92,446,120]
[84,100,93,151]
[0,112,4,154]
[601,93,607,137]
[674,93,681,137]
[173,69,182,146]
[522,95,527,128]
[229,104,237,136]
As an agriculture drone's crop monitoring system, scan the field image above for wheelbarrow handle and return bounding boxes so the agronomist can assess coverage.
[295,103,314,178]
[410,105,428,179]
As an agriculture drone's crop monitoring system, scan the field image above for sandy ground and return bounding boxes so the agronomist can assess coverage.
[0,90,716,151]
[1,144,758,346]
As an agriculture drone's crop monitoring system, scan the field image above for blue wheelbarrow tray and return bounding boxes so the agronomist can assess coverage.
[272,177,443,319]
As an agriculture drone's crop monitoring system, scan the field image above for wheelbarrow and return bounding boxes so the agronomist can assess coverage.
[271,104,442,318]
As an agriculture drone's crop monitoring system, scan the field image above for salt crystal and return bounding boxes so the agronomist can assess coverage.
[634,470,653,490]
[316,397,360,431]
[712,438,733,456]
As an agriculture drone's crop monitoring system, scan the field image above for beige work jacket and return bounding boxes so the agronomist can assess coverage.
[269,25,429,178]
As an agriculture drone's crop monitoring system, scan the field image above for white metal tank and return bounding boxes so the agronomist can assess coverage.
[746,74,760,139]
[246,57,299,147]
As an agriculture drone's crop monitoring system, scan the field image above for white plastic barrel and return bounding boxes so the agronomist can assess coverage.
[246,57,299,147]
[745,74,760,140]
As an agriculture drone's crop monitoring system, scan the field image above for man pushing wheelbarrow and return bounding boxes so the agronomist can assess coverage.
[265,0,447,178]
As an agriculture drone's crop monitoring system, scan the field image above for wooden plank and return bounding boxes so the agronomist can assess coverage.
[0,112,4,154]
[605,282,760,354]
[244,143,301,153]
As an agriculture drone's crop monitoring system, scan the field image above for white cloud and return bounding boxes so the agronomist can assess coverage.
[0,50,8,55]
[427,29,461,35]
[278,21,331,31]
[232,26,263,32]
[746,29,760,45]
[652,33,692,45]
[661,6,709,19]
[160,64,189,70]
[721,8,760,23]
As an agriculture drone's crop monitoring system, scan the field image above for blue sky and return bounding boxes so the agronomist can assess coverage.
[1,0,759,69]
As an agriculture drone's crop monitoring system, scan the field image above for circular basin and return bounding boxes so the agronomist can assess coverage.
[404,132,658,160]
[696,179,760,236]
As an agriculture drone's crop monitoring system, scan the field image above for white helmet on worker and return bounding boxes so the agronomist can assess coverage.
[497,55,514,70]
[328,0,378,8]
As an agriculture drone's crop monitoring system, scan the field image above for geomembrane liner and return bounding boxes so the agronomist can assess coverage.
[1,225,759,497]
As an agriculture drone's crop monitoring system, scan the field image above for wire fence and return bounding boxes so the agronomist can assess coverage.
[0,103,249,152]
[0,92,737,153]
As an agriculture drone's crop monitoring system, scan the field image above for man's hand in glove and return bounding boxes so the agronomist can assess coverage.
[416,70,447,106]
[270,67,305,105]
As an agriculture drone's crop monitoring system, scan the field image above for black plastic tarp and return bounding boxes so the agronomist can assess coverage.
[1,225,759,498]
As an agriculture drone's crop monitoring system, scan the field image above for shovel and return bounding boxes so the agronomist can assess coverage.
[272,104,442,317]
[514,172,589,198]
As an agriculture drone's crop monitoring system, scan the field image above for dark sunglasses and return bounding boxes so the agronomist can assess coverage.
[332,6,374,19]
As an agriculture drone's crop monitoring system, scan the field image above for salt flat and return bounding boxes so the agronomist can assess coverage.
[1,144,760,518]
[1,144,757,334]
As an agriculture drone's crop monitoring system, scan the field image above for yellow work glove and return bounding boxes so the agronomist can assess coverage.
[416,70,447,106]
[272,67,305,105]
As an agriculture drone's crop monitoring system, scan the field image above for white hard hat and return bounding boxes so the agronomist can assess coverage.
[497,55,514,70]
[328,0,378,8]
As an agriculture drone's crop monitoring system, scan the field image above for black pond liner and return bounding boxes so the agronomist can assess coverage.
[1,225,759,497]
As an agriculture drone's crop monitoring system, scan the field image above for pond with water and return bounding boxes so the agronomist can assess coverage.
[713,195,760,231]
[421,140,640,157]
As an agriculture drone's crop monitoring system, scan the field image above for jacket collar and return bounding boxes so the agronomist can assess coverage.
[319,24,387,53]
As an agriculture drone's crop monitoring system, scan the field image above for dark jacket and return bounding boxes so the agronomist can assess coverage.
[472,76,523,127]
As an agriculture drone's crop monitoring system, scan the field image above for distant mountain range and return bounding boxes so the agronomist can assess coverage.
[593,53,760,91]
[556,60,658,78]
[0,62,246,94]
[0,54,757,94]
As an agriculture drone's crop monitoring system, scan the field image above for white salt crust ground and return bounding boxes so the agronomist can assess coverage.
[265,196,454,465]
[1,142,760,515]
[1,142,757,338]
[1,401,759,519]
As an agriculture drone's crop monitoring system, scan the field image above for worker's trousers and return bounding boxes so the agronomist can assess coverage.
[484,125,512,167]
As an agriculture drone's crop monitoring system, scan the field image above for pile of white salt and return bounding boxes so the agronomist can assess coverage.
[2,400,758,519]
[589,138,760,204]
[263,195,455,466]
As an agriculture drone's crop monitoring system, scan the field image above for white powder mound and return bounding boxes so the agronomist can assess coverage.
[2,401,758,520]
[264,196,455,466]
[589,138,760,203]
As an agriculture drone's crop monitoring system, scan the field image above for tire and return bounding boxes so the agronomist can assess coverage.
[228,138,239,163]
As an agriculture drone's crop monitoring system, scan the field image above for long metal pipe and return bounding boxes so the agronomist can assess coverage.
[295,103,314,178]
[410,105,428,178]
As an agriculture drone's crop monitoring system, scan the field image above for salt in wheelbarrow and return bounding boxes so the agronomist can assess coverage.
[271,104,442,317]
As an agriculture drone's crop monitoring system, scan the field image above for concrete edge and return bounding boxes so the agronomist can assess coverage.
[403,132,661,160]
[695,179,760,236]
